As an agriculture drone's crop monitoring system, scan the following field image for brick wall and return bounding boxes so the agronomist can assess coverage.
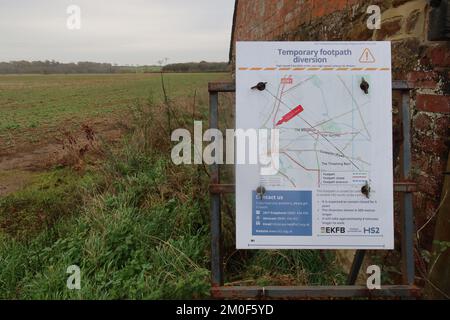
[231,0,449,275]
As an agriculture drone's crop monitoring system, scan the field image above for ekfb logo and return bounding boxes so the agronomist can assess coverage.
[321,227,346,234]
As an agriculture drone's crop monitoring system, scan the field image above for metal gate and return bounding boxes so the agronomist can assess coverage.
[208,80,419,299]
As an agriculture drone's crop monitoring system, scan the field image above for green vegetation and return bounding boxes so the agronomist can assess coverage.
[114,65,162,73]
[162,61,229,73]
[0,61,161,75]
[0,73,226,136]
[0,73,344,299]
[0,169,96,240]
[0,163,211,299]
[0,101,212,298]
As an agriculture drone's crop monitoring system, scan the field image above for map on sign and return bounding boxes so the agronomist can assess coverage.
[236,42,394,249]
[257,74,371,189]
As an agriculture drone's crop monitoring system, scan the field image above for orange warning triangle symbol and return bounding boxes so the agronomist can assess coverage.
[359,48,376,63]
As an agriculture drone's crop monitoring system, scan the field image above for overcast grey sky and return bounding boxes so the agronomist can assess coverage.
[0,0,235,65]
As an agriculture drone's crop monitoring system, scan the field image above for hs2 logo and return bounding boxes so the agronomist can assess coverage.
[364,227,380,234]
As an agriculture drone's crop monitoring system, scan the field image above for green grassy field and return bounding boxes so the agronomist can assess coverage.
[0,73,345,299]
[0,73,226,138]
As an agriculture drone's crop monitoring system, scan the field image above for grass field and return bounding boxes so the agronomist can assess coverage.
[0,73,345,299]
[0,73,227,147]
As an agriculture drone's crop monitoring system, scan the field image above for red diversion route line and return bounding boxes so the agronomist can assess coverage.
[280,151,321,187]
[265,87,361,171]
[272,84,286,127]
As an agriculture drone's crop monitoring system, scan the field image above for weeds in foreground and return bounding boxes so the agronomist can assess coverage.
[0,93,344,299]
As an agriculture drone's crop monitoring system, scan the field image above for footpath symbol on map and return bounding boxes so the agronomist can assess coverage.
[359,48,376,63]
[281,77,293,85]
[275,105,304,126]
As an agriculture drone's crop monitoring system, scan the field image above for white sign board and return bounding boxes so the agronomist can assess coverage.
[236,41,393,249]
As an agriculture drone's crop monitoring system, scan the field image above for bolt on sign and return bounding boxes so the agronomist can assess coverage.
[236,41,394,249]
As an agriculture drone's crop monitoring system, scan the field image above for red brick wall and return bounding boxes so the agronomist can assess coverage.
[231,0,449,273]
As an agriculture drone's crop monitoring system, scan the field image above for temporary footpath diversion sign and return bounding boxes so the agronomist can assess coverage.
[236,41,394,250]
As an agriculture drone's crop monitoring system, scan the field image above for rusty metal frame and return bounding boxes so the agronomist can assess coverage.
[208,80,419,299]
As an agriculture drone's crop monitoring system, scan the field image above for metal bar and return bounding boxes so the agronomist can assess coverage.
[208,82,236,92]
[207,79,417,296]
[209,91,223,287]
[394,181,417,193]
[392,80,414,90]
[209,182,417,194]
[400,90,415,285]
[211,285,420,299]
[208,81,413,93]
[210,184,234,194]
[346,250,366,285]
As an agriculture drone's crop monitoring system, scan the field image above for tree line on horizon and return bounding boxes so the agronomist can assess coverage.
[0,60,229,74]
[162,61,229,73]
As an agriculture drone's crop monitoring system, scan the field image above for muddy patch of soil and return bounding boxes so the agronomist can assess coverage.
[0,117,127,196]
